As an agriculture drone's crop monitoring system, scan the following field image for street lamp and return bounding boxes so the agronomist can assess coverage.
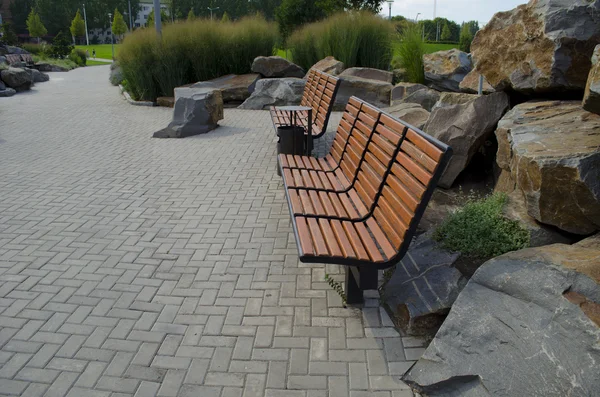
[386,0,394,19]
[82,3,89,46]
[153,0,162,36]
[128,0,133,31]
[415,13,421,22]
[108,13,114,60]
[207,6,220,20]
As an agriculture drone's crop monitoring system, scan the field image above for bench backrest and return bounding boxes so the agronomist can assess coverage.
[21,54,34,63]
[300,69,340,135]
[372,118,451,262]
[6,54,22,65]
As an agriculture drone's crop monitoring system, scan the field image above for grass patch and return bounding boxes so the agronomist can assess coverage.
[87,60,112,66]
[422,43,458,53]
[433,192,530,260]
[32,55,78,70]
[392,24,425,84]
[75,44,121,60]
[288,11,394,71]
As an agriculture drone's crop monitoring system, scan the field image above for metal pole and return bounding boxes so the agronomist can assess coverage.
[388,2,391,19]
[109,13,114,60]
[128,0,133,30]
[83,4,89,46]
[153,0,162,36]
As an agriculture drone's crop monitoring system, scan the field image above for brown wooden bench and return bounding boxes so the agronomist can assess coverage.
[280,104,452,303]
[21,54,35,67]
[270,69,341,144]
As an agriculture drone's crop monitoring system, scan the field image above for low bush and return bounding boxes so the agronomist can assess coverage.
[288,12,394,71]
[433,192,530,259]
[119,15,277,101]
[51,32,74,58]
[68,48,88,66]
[32,55,78,70]
[393,23,425,84]
[21,43,45,55]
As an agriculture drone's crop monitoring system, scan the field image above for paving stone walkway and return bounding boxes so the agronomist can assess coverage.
[0,66,423,397]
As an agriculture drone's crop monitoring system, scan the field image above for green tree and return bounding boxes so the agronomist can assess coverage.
[112,9,128,38]
[441,22,451,41]
[26,8,48,43]
[9,0,36,34]
[147,8,169,27]
[70,9,85,44]
[459,22,473,53]
[1,21,18,45]
[187,8,195,20]
[221,11,230,22]
[276,0,327,43]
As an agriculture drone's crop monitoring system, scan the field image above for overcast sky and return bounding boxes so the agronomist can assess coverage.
[382,0,528,25]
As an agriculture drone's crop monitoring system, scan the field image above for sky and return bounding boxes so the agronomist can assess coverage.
[381,0,528,25]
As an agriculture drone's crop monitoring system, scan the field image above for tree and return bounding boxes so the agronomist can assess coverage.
[187,8,195,21]
[50,31,74,58]
[221,11,230,22]
[1,21,18,45]
[9,0,36,34]
[147,8,169,27]
[27,8,48,43]
[441,23,451,41]
[70,9,85,44]
[112,9,128,38]
[459,22,473,53]
[275,0,327,43]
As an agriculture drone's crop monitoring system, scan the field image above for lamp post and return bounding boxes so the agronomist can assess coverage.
[153,0,162,36]
[108,12,114,60]
[386,0,394,19]
[82,3,89,46]
[128,0,133,31]
[415,12,421,22]
[207,6,220,20]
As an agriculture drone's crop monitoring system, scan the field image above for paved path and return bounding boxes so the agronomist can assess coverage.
[0,66,421,397]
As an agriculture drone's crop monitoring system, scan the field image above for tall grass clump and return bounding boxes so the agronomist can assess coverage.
[119,15,277,101]
[288,12,394,71]
[393,23,425,84]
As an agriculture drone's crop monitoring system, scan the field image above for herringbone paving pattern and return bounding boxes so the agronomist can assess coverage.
[0,66,422,396]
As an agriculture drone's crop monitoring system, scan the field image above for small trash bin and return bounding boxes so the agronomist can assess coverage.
[276,126,305,175]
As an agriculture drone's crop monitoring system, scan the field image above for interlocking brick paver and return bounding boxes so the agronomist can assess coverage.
[0,66,422,396]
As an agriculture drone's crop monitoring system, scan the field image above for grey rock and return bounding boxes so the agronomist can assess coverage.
[404,240,600,397]
[424,92,510,188]
[334,75,392,110]
[110,65,124,86]
[35,63,69,72]
[392,68,408,84]
[339,67,393,83]
[6,46,28,55]
[382,233,465,336]
[472,0,600,93]
[459,69,495,94]
[583,44,600,115]
[0,87,16,97]
[384,103,430,130]
[238,78,305,110]
[0,79,5,90]
[423,49,472,92]
[401,88,440,112]
[307,56,345,76]
[251,56,304,78]
[153,87,224,138]
[30,68,49,83]
[0,56,6,65]
[0,67,33,91]
[391,83,427,105]
[495,100,600,235]
[191,74,260,103]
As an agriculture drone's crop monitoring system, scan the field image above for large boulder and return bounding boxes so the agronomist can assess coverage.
[404,238,600,396]
[6,46,28,55]
[334,75,392,110]
[423,49,472,92]
[0,67,33,91]
[390,82,427,105]
[583,44,600,115]
[29,68,49,83]
[400,88,440,112]
[251,56,304,78]
[339,67,393,83]
[472,0,600,94]
[424,92,510,188]
[238,78,305,110]
[191,74,260,103]
[153,87,223,138]
[307,56,344,76]
[0,78,16,97]
[459,69,495,94]
[495,100,600,235]
[384,103,430,130]
[35,63,69,72]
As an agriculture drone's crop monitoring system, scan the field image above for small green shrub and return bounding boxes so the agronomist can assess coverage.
[394,23,425,84]
[21,43,44,55]
[68,48,88,66]
[289,11,394,71]
[51,32,74,58]
[119,15,277,101]
[433,192,530,259]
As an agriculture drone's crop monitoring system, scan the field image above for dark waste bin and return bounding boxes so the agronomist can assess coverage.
[276,126,305,175]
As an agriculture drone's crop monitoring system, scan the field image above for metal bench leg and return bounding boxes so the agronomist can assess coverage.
[345,267,378,304]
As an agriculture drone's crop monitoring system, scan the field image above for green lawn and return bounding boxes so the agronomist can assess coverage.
[87,59,113,66]
[75,44,121,60]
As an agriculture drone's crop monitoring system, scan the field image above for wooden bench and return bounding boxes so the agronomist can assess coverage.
[270,69,341,144]
[280,103,452,303]
[21,54,35,67]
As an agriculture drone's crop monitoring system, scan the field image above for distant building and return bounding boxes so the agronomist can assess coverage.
[136,0,169,28]
[0,0,14,26]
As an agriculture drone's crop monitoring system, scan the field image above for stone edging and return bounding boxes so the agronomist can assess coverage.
[118,84,155,107]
